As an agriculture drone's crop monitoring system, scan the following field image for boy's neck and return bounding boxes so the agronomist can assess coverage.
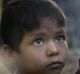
[14,71,41,74]
[14,71,43,74]
[14,69,42,74]
[14,69,61,74]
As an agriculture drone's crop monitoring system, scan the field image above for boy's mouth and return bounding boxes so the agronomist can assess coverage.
[46,61,64,70]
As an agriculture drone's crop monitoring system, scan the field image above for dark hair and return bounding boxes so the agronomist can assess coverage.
[1,0,66,51]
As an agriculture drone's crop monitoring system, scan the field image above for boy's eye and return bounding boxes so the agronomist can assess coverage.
[33,38,44,46]
[55,35,65,43]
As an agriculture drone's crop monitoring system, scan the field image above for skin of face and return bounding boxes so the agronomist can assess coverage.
[4,18,69,74]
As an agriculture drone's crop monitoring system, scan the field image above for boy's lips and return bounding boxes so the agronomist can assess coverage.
[46,61,64,70]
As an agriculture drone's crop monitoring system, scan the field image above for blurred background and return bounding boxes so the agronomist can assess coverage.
[0,0,80,74]
[0,0,2,21]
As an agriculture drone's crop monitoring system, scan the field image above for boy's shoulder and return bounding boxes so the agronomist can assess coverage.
[0,59,11,74]
[0,55,12,74]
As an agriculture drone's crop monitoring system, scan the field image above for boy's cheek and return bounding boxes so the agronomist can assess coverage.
[17,47,46,65]
[58,41,69,53]
[56,41,69,59]
[15,53,47,73]
[60,42,69,62]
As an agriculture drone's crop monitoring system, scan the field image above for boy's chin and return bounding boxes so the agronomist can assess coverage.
[18,68,62,74]
[43,68,62,74]
[43,63,64,74]
[18,64,63,74]
[26,70,61,74]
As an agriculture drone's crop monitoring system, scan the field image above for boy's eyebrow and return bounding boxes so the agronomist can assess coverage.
[33,29,65,37]
[34,32,46,36]
[55,30,65,34]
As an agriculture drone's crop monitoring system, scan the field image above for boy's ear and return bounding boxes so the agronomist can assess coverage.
[2,44,17,64]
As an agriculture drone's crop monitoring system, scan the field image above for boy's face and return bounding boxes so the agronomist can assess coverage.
[7,18,69,74]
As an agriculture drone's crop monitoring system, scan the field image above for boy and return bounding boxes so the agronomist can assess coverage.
[1,0,69,74]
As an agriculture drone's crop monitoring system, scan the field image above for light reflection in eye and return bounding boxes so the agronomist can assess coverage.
[33,38,44,46]
[55,35,65,43]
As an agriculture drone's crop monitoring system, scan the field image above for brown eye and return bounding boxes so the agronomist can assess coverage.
[33,38,44,46]
[55,35,65,43]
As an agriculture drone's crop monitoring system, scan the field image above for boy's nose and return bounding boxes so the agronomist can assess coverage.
[46,41,59,57]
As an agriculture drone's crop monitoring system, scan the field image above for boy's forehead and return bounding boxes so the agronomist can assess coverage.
[39,18,64,29]
[24,18,65,37]
[26,18,65,36]
[38,18,65,32]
